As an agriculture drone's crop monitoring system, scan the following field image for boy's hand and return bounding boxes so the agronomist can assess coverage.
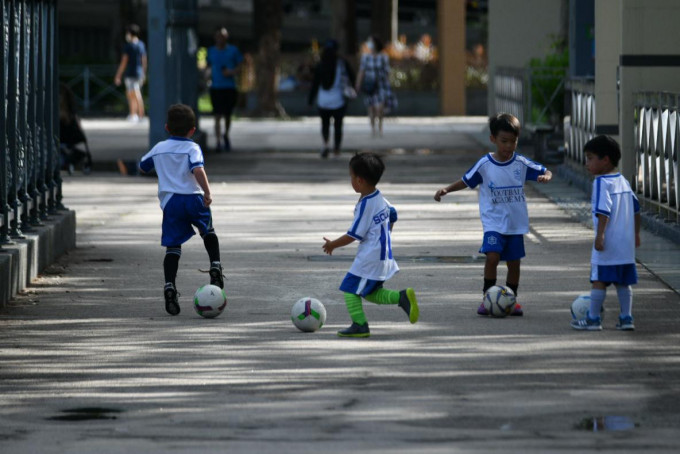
[537,170,553,183]
[434,188,448,202]
[322,237,334,255]
[203,193,212,206]
[594,234,605,251]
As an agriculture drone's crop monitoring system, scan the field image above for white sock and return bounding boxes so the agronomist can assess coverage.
[616,285,633,317]
[589,288,606,320]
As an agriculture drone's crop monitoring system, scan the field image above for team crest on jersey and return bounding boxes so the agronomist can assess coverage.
[513,165,522,182]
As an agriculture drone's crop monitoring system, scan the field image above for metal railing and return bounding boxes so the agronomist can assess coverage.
[1,0,61,246]
[494,66,568,128]
[565,78,596,166]
[60,65,127,114]
[634,92,680,223]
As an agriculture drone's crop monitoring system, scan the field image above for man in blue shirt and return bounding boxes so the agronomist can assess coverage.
[207,27,243,152]
[114,24,147,122]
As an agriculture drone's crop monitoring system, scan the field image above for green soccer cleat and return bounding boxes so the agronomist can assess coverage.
[337,322,370,338]
[398,288,419,324]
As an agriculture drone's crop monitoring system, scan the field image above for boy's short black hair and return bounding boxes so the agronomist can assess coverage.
[584,135,621,167]
[489,113,521,137]
[166,104,196,137]
[349,152,385,186]
[126,24,141,38]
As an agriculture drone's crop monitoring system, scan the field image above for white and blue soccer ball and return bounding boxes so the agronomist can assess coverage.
[291,297,327,332]
[483,285,516,317]
[571,293,604,321]
[194,284,227,318]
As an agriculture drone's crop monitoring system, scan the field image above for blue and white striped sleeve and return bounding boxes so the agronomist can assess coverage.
[139,150,155,173]
[462,159,484,188]
[593,177,612,217]
[188,143,205,172]
[347,199,371,241]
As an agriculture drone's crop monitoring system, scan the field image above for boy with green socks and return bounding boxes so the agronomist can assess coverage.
[323,152,419,337]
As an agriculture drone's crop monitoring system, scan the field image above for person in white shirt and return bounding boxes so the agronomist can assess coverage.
[323,152,419,337]
[139,104,224,315]
[571,135,641,331]
[434,113,552,316]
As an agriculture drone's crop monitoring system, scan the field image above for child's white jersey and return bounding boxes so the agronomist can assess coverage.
[139,137,205,209]
[346,190,399,281]
[591,173,640,265]
[462,153,546,234]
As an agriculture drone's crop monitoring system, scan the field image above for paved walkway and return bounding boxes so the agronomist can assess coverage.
[1,117,679,453]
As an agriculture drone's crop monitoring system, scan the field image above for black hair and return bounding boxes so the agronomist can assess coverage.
[127,24,141,38]
[349,152,385,186]
[370,35,384,52]
[489,113,521,137]
[584,135,621,167]
[166,104,196,136]
[320,43,338,90]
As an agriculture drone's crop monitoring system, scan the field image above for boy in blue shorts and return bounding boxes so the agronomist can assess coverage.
[323,152,419,338]
[434,113,552,316]
[139,104,224,315]
[571,135,641,331]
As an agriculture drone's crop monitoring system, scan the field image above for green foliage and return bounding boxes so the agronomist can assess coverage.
[527,39,568,125]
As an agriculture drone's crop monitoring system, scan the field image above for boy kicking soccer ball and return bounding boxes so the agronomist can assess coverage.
[323,152,419,337]
[571,135,641,331]
[139,104,225,315]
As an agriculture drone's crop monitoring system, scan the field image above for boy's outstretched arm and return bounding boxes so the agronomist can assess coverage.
[193,167,213,206]
[537,169,553,183]
[434,179,467,201]
[323,234,355,255]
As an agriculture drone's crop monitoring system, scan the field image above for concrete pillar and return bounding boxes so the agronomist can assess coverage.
[618,0,680,181]
[437,0,465,115]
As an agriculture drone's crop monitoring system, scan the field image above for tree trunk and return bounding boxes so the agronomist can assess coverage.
[253,0,283,117]
[370,0,397,44]
[331,0,358,58]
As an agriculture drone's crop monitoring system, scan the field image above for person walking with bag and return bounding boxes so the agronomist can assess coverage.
[355,35,396,138]
[308,39,356,159]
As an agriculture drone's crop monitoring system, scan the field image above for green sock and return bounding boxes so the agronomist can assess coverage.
[365,288,400,305]
[344,292,367,325]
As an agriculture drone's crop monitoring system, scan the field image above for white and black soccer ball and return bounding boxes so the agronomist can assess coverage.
[483,285,516,317]
[193,284,227,318]
[291,297,327,332]
[571,293,604,321]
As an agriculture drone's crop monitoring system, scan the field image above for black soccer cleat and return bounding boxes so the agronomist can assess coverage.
[164,283,180,316]
[337,322,370,338]
[209,262,225,289]
[398,288,419,324]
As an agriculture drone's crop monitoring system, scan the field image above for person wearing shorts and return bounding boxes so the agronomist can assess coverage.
[114,24,147,122]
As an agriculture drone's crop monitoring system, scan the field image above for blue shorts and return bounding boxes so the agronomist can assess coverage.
[590,263,638,286]
[479,232,525,262]
[161,194,213,247]
[339,273,384,297]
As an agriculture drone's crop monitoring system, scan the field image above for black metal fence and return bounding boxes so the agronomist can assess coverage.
[1,0,61,247]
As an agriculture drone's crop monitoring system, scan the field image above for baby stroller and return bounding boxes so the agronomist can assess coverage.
[60,83,93,174]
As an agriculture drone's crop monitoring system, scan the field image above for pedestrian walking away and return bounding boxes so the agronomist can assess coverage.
[207,27,243,152]
[308,39,356,159]
[355,35,397,138]
[114,24,147,123]
[571,135,641,331]
[138,104,225,316]
[323,152,419,338]
[434,113,553,317]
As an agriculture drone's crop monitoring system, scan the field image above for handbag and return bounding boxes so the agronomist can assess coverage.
[343,85,357,99]
[340,60,357,99]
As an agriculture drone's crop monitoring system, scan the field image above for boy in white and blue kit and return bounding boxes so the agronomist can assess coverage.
[139,104,224,315]
[571,135,641,331]
[323,152,419,337]
[434,113,552,316]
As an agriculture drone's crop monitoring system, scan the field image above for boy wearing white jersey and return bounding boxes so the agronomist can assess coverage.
[139,104,224,316]
[571,135,641,331]
[434,113,552,316]
[323,152,419,337]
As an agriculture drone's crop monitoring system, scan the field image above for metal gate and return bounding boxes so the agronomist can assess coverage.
[1,0,61,246]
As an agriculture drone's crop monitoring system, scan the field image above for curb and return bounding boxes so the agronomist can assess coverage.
[0,210,76,307]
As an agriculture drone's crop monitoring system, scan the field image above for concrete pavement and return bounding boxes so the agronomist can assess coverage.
[1,117,679,453]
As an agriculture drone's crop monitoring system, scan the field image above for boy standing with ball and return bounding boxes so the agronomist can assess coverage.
[434,113,552,316]
[323,152,419,337]
[571,135,640,331]
[139,104,224,315]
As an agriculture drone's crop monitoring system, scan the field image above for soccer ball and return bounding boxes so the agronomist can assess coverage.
[571,293,604,320]
[193,284,227,318]
[483,285,516,317]
[291,297,327,332]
